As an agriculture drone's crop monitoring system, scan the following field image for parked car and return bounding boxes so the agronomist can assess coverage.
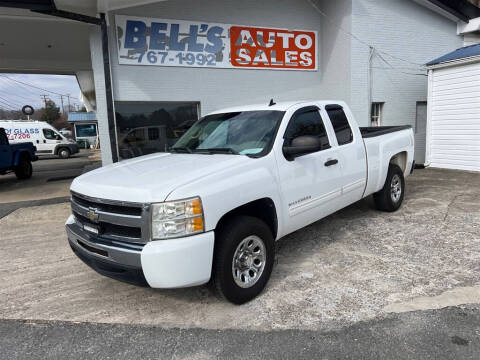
[0,127,38,179]
[59,128,73,137]
[66,101,414,304]
[0,120,79,159]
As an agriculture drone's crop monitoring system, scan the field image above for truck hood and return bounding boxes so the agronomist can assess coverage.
[71,153,252,203]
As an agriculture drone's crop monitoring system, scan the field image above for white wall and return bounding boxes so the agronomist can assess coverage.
[90,27,114,164]
[92,0,464,163]
[350,0,463,127]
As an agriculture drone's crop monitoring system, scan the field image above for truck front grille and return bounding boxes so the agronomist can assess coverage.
[70,191,149,245]
[71,194,142,216]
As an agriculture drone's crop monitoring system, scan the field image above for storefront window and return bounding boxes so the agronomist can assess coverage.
[75,124,97,138]
[115,101,199,159]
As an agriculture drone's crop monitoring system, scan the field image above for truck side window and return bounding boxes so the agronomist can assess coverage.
[43,129,57,140]
[284,110,330,150]
[326,105,353,145]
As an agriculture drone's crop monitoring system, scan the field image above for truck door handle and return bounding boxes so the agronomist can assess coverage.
[324,159,338,167]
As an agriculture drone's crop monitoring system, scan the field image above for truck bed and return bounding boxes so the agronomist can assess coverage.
[360,126,412,138]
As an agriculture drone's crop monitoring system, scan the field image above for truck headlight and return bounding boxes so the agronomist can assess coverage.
[151,197,204,240]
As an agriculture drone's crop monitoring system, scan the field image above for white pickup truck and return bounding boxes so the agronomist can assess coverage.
[66,100,414,304]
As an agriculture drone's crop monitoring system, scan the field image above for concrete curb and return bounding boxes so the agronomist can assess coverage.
[0,197,70,219]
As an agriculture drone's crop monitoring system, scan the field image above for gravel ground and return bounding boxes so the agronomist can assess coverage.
[0,168,479,331]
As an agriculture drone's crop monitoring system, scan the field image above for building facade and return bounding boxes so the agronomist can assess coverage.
[88,0,463,164]
[2,0,476,165]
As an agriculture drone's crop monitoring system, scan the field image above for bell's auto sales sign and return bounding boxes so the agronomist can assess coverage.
[116,15,317,71]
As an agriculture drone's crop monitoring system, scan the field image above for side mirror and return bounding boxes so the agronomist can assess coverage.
[283,135,323,161]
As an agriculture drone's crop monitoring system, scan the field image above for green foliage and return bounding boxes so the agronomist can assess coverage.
[40,100,61,124]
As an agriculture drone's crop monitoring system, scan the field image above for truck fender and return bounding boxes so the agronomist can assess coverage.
[13,151,31,166]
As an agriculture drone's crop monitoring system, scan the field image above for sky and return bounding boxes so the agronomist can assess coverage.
[0,74,83,113]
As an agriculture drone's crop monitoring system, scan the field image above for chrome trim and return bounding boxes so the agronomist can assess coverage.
[70,191,148,244]
[71,200,142,228]
[71,190,144,208]
[141,203,152,242]
[66,222,142,267]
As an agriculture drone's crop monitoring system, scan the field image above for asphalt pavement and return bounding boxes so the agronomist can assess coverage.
[1,305,479,359]
[1,165,479,359]
[0,149,99,206]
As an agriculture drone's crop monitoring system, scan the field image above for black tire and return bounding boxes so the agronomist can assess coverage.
[58,148,71,159]
[373,164,405,212]
[14,155,32,180]
[211,216,274,305]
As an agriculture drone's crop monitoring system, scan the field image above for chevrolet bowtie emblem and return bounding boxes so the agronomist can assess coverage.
[87,207,100,223]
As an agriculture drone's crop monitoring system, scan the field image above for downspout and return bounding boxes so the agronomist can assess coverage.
[368,46,374,125]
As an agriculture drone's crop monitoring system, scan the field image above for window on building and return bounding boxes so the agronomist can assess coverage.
[75,124,97,138]
[148,127,160,140]
[284,109,330,150]
[114,101,200,160]
[326,105,353,145]
[371,102,384,127]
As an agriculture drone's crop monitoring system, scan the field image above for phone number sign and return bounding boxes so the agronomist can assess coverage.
[115,15,317,71]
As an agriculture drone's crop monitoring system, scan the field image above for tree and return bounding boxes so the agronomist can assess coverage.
[40,100,61,124]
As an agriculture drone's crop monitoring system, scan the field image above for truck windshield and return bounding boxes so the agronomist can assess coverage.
[171,111,285,156]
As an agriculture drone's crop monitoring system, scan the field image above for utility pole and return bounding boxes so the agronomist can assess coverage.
[40,94,49,108]
[67,94,71,113]
[60,95,65,114]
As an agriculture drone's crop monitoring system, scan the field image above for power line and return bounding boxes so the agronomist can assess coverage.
[0,76,83,111]
[305,0,427,69]
[0,89,39,104]
[0,74,67,97]
[0,98,18,111]
[375,51,428,76]
[0,95,23,108]
[0,76,43,97]
[0,74,83,105]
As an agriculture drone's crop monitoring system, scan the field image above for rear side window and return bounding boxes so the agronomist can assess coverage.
[284,109,330,150]
[326,105,353,145]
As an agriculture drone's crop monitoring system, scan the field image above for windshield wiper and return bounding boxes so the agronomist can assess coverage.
[195,148,239,155]
[170,146,192,153]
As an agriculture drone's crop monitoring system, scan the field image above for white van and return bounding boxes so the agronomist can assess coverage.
[0,120,79,159]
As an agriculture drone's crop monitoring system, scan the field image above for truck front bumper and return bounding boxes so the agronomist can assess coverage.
[66,215,215,288]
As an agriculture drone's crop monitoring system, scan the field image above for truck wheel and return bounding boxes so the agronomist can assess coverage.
[374,164,405,212]
[58,148,71,159]
[211,216,274,304]
[14,156,32,180]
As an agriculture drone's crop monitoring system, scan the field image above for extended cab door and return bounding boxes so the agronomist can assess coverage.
[324,104,367,206]
[276,106,344,234]
[0,129,12,169]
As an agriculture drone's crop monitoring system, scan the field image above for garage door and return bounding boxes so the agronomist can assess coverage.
[429,62,480,172]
